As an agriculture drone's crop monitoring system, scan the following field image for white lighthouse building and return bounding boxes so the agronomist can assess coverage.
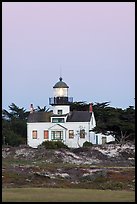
[27,77,115,148]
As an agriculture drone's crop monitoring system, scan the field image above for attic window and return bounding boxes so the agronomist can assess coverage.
[80,129,85,138]
[58,110,62,115]
[52,118,64,123]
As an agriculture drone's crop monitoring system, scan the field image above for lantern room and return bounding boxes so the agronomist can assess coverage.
[49,77,73,105]
[53,77,69,97]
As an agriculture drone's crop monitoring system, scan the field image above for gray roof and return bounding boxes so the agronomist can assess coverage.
[27,111,92,123]
[53,77,69,88]
[66,111,92,122]
[27,111,52,122]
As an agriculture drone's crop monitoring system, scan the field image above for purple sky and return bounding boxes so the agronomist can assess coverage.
[2,2,135,111]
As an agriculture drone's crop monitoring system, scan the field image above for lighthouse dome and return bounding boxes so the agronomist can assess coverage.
[53,77,69,88]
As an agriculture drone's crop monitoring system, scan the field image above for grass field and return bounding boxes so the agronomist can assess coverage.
[2,188,135,202]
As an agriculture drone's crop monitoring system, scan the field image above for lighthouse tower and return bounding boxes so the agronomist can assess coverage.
[49,77,73,115]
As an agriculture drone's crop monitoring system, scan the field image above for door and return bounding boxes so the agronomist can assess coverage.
[102,137,107,144]
[96,135,98,144]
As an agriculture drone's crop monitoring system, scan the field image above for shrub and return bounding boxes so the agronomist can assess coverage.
[3,130,25,147]
[83,141,93,147]
[100,181,124,190]
[39,140,69,149]
[106,141,117,144]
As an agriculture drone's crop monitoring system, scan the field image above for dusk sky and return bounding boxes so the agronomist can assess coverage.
[2,2,135,111]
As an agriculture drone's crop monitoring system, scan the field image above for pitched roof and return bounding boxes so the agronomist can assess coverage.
[66,111,92,122]
[27,111,92,123]
[27,111,52,122]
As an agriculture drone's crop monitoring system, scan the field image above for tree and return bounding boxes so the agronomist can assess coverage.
[36,106,50,112]
[2,103,29,120]
[92,103,135,143]
[70,101,89,111]
[2,101,135,146]
[2,103,30,146]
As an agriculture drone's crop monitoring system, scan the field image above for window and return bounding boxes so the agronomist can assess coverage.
[52,118,58,123]
[32,130,37,139]
[69,130,74,139]
[58,110,62,115]
[52,118,64,123]
[80,129,85,138]
[44,130,49,139]
[51,131,63,140]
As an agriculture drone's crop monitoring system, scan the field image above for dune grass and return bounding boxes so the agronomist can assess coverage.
[2,187,135,202]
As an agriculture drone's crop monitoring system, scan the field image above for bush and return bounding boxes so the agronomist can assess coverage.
[83,141,93,147]
[39,140,69,149]
[100,181,124,190]
[4,131,26,147]
[106,141,117,144]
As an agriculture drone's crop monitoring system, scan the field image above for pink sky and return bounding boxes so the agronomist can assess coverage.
[2,2,135,110]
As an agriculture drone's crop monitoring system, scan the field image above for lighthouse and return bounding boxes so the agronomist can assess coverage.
[27,77,115,148]
[49,77,73,115]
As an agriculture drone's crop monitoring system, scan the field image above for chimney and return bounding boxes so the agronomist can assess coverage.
[89,103,93,113]
[30,104,34,113]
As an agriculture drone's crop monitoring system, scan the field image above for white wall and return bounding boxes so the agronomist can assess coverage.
[27,120,115,148]
[65,122,91,148]
[106,134,115,143]
[53,105,70,115]
[90,112,96,128]
[89,131,96,144]
[27,122,51,148]
[27,121,93,148]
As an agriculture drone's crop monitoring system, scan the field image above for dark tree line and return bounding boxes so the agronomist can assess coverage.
[2,103,49,146]
[2,102,135,146]
[2,103,29,146]
[92,102,135,143]
[70,101,135,143]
